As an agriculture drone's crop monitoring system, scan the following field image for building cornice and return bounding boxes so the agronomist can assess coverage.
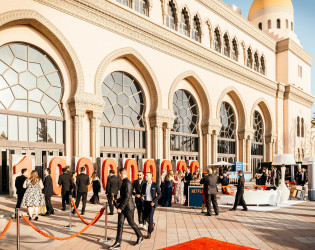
[284,85,314,108]
[276,38,313,66]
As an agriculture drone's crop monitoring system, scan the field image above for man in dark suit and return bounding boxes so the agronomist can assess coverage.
[141,172,161,239]
[106,169,121,215]
[58,167,73,211]
[270,166,276,187]
[200,168,219,216]
[230,170,248,211]
[110,168,144,250]
[132,171,146,227]
[184,166,193,206]
[297,168,308,186]
[43,168,54,215]
[73,167,90,215]
[15,168,28,209]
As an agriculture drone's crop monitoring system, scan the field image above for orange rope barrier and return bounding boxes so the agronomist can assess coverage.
[0,218,13,240]
[22,207,104,240]
[71,200,91,225]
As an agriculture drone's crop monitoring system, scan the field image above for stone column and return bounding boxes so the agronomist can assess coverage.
[90,111,102,162]
[163,122,172,160]
[246,137,252,172]
[72,108,85,157]
[202,125,212,170]
[151,120,163,160]
[211,132,218,164]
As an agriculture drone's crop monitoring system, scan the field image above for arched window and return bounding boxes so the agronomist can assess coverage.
[0,43,64,143]
[166,1,177,30]
[171,90,198,152]
[258,23,262,30]
[301,118,304,137]
[254,52,259,72]
[192,15,201,42]
[268,20,272,29]
[223,33,230,57]
[277,19,281,29]
[286,19,289,29]
[100,72,145,149]
[297,116,300,137]
[134,0,149,16]
[116,0,130,7]
[218,102,236,162]
[213,28,221,53]
[179,8,189,36]
[251,111,264,156]
[291,22,294,31]
[247,48,253,68]
[231,38,238,61]
[260,56,266,75]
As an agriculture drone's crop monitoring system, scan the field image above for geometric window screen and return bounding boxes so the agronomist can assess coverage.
[0,43,63,117]
[219,102,235,139]
[253,111,263,143]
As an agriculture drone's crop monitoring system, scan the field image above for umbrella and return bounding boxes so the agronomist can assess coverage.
[210,161,233,166]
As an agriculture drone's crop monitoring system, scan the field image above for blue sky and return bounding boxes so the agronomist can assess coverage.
[222,0,315,117]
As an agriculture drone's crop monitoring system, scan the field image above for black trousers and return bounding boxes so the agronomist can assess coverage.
[62,191,70,209]
[75,192,87,213]
[45,195,54,214]
[107,194,117,214]
[143,201,156,234]
[116,209,143,243]
[184,184,189,204]
[135,197,145,225]
[16,193,25,209]
[233,190,247,210]
[205,194,219,215]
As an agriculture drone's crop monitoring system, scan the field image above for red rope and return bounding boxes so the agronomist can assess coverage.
[72,200,100,225]
[22,207,104,240]
[0,218,13,240]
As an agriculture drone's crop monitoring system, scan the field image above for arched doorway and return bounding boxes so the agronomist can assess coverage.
[251,111,264,176]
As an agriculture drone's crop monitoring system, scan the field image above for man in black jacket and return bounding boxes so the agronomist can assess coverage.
[230,170,248,211]
[109,168,143,250]
[58,167,73,211]
[74,167,90,215]
[132,171,146,227]
[141,172,161,239]
[200,168,219,216]
[106,170,121,215]
[184,166,193,206]
[43,168,54,215]
[15,168,28,209]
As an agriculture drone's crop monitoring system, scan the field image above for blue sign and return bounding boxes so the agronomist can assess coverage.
[232,162,243,173]
[188,186,203,207]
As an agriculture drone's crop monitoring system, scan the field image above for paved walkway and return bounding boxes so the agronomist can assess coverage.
[0,194,315,250]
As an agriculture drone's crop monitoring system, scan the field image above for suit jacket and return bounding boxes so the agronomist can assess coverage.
[15,175,27,195]
[271,169,276,179]
[200,174,218,195]
[76,173,90,193]
[58,172,73,194]
[141,182,162,207]
[43,175,54,196]
[116,178,135,211]
[260,172,267,185]
[236,176,245,192]
[132,179,146,196]
[106,175,121,195]
[297,172,307,185]
[184,172,193,186]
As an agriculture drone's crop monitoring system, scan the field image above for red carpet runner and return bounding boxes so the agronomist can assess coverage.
[161,237,258,250]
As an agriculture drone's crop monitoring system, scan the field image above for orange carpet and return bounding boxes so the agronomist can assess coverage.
[160,237,258,250]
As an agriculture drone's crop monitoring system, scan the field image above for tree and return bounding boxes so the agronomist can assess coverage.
[37,118,53,143]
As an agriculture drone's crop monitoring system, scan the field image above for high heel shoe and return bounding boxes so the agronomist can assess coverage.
[34,216,39,221]
[29,216,32,220]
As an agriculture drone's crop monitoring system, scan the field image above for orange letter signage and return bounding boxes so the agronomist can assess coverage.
[76,157,94,192]
[190,161,199,174]
[101,159,117,190]
[124,159,138,182]
[13,156,32,175]
[176,160,187,171]
[143,160,156,182]
[49,157,66,195]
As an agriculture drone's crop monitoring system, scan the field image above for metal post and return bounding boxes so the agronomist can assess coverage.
[99,202,113,243]
[64,196,76,229]
[16,209,20,250]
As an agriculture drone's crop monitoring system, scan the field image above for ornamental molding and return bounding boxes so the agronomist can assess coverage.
[238,126,254,140]
[284,85,314,108]
[34,0,279,98]
[149,108,175,128]
[68,95,105,117]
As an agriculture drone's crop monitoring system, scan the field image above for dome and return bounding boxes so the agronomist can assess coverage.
[248,0,293,19]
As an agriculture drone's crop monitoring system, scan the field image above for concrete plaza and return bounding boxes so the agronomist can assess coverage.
[0,194,315,250]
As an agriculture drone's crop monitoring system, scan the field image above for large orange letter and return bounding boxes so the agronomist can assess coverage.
[177,160,187,172]
[143,160,156,182]
[124,159,138,182]
[49,157,66,195]
[13,156,32,175]
[190,161,200,174]
[161,160,172,173]
[77,158,94,192]
[102,159,117,190]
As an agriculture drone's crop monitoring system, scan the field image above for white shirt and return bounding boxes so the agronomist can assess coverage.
[145,182,153,201]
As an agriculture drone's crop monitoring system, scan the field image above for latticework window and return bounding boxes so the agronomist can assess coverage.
[134,0,148,16]
[223,33,230,57]
[247,48,253,68]
[254,52,259,72]
[219,102,235,139]
[231,39,238,61]
[179,9,189,36]
[213,28,221,52]
[191,16,201,42]
[166,1,176,30]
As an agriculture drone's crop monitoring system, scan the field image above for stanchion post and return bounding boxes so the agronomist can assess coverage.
[99,202,113,244]
[64,195,76,229]
[16,208,20,250]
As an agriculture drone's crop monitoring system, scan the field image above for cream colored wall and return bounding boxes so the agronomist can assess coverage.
[276,51,289,84]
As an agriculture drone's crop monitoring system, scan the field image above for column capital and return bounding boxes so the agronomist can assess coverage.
[149,108,175,128]
[202,119,221,135]
[238,126,254,140]
[265,133,277,143]
[68,94,104,117]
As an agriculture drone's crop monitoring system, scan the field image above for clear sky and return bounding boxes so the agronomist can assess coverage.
[222,0,315,117]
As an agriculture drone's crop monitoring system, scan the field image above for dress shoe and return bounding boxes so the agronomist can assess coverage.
[61,208,66,211]
[229,208,236,211]
[44,212,50,216]
[34,216,39,221]
[29,216,32,221]
[72,209,75,214]
[108,212,114,215]
[215,213,219,216]
[205,213,211,216]
[147,234,151,239]
[81,211,85,215]
[242,209,248,211]
[109,242,121,249]
[135,236,144,246]
[50,210,55,214]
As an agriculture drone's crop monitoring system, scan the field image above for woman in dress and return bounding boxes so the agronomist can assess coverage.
[71,172,77,199]
[158,169,167,205]
[174,170,185,204]
[21,170,45,221]
[89,172,101,204]
[162,170,178,207]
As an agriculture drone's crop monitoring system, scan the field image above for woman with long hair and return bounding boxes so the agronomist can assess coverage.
[21,170,45,221]
[89,171,101,204]
[71,171,77,199]
[162,170,178,207]
[174,170,185,204]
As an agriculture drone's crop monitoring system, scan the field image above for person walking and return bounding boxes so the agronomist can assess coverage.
[230,170,248,211]
[43,168,54,216]
[71,171,77,199]
[106,169,121,215]
[200,168,219,216]
[132,171,146,228]
[21,170,45,221]
[89,172,101,204]
[162,170,177,207]
[109,168,144,250]
[73,167,90,215]
[58,167,73,211]
[184,167,193,206]
[141,172,162,239]
[15,168,28,210]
